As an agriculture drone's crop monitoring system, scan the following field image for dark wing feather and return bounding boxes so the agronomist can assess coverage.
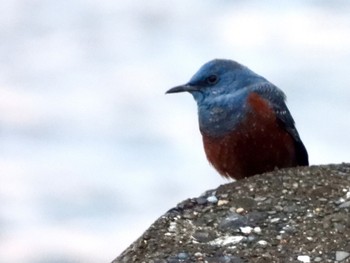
[251,82,309,166]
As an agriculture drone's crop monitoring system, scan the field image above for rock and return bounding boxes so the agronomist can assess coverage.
[112,163,350,263]
[207,195,218,204]
[297,255,310,262]
[335,251,350,261]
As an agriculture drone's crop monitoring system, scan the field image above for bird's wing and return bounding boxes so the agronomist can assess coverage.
[250,82,309,166]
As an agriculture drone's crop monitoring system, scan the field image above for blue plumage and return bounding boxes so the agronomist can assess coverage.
[167,59,308,179]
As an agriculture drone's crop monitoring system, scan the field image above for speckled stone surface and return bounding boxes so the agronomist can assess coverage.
[113,164,350,263]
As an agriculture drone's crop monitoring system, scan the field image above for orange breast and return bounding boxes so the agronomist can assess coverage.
[202,92,297,179]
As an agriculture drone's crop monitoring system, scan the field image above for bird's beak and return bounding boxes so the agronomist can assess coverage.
[166,84,198,94]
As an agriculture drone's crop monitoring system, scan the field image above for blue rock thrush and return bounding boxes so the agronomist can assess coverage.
[166,59,308,180]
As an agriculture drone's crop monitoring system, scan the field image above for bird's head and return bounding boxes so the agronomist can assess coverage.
[166,59,266,104]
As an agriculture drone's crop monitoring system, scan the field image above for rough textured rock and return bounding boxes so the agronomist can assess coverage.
[113,164,350,263]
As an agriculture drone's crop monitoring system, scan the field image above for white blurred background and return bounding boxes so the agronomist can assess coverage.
[1,1,350,262]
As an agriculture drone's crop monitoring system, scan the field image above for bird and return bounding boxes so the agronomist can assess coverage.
[166,59,308,180]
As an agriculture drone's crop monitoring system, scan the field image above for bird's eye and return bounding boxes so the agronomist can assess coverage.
[206,75,218,85]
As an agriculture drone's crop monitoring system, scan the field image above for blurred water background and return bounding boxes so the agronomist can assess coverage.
[1,1,350,262]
